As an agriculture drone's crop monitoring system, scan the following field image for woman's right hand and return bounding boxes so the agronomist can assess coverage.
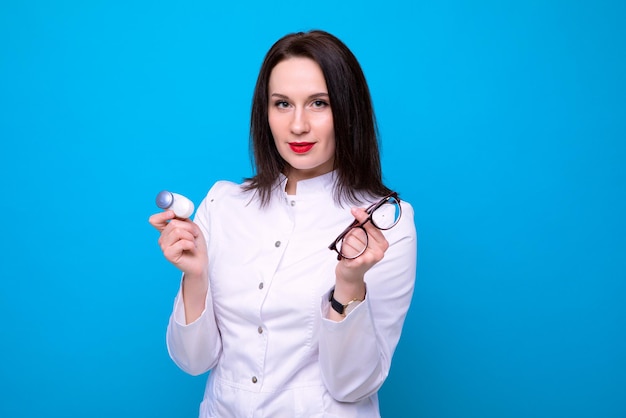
[149,210,208,278]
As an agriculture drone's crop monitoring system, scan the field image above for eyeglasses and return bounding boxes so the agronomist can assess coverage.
[328,192,402,260]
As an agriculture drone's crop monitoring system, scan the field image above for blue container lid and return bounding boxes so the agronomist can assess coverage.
[155,190,173,209]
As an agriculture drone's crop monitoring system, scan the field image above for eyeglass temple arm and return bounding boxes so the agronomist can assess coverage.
[328,219,359,250]
[327,192,399,251]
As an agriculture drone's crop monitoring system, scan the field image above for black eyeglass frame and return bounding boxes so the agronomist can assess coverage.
[328,192,402,260]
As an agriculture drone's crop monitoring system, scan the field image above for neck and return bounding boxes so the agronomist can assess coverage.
[283,164,334,195]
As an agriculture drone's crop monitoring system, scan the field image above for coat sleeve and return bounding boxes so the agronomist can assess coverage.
[165,188,223,376]
[318,201,418,402]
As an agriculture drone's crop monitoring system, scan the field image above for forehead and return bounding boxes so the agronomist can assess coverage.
[268,57,328,93]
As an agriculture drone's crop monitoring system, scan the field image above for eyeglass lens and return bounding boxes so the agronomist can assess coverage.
[370,196,401,230]
[337,196,401,259]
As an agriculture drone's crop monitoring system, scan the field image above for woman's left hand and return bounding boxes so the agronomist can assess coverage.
[334,207,389,285]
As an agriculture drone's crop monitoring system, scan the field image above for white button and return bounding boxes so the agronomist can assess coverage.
[275,241,281,247]
[290,200,296,206]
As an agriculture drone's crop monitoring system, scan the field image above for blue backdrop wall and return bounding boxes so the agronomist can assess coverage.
[1,1,624,417]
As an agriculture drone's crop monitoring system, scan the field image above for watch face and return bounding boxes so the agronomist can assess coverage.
[344,299,362,315]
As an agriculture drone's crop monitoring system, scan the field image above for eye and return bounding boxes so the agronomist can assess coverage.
[311,100,329,108]
[274,100,290,109]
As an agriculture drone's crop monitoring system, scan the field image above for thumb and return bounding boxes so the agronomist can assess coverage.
[350,207,370,224]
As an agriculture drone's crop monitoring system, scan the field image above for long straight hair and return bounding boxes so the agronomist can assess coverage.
[244,30,391,206]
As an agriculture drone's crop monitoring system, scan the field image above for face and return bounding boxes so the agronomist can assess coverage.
[268,57,335,183]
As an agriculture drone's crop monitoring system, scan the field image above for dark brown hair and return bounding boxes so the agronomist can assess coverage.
[244,30,391,205]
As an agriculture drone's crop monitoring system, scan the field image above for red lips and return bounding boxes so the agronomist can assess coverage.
[289,142,315,154]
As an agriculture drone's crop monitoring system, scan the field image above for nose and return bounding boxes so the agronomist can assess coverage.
[290,108,310,135]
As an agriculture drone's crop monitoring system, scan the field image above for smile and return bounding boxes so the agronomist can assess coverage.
[288,142,315,154]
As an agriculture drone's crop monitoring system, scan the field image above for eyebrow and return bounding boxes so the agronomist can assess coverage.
[270,92,330,100]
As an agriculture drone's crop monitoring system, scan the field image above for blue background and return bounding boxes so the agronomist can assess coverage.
[1,1,624,417]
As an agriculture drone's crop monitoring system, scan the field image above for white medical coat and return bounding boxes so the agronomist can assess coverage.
[166,172,417,417]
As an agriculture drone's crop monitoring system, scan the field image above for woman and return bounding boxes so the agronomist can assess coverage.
[149,30,417,417]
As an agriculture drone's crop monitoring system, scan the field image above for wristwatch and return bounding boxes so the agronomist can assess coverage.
[329,288,364,316]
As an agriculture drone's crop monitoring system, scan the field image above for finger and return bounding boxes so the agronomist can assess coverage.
[149,210,176,231]
[350,207,370,224]
[159,218,203,247]
[159,226,197,250]
[351,207,386,238]
[163,238,198,264]
[350,207,388,254]
[162,218,201,238]
[340,227,368,258]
